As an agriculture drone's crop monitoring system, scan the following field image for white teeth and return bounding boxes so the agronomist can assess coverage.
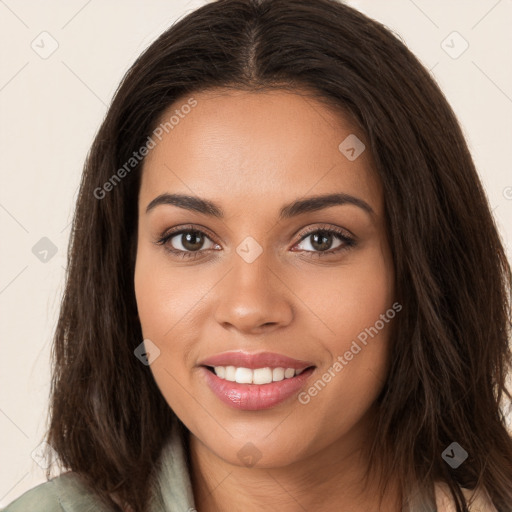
[284,368,295,379]
[235,367,253,384]
[212,366,308,384]
[272,367,285,381]
[253,368,273,385]
[224,366,236,382]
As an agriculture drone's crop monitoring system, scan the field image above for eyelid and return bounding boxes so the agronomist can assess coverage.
[154,223,356,258]
[157,223,353,243]
[157,223,219,243]
[295,223,355,242]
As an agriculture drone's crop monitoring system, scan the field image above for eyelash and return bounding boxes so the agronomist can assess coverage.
[154,224,356,260]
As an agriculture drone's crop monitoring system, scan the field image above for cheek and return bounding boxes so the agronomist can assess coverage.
[296,240,395,419]
[133,242,212,407]
[296,239,395,354]
[133,250,196,417]
[134,242,203,342]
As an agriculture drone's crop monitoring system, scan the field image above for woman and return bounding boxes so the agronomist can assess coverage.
[2,0,511,510]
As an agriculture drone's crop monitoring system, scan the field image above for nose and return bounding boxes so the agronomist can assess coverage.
[213,251,294,334]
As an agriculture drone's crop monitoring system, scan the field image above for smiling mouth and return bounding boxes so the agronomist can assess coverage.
[203,365,315,385]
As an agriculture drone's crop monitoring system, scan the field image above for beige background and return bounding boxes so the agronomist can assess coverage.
[0,0,511,505]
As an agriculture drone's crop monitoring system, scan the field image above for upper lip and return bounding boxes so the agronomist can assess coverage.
[199,351,315,370]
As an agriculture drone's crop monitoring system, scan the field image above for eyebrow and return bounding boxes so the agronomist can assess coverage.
[145,192,375,219]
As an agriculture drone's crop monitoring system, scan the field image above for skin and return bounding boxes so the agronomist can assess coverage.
[134,88,399,511]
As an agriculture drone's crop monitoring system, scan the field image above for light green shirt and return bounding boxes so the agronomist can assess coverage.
[1,423,196,512]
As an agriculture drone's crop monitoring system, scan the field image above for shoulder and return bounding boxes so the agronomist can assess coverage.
[0,479,64,512]
[434,481,498,512]
[0,472,110,512]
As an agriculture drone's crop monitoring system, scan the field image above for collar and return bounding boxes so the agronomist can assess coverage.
[148,418,196,512]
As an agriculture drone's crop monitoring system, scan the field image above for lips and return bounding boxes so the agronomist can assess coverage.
[198,351,316,410]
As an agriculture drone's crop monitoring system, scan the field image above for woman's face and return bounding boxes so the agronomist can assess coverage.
[134,88,396,468]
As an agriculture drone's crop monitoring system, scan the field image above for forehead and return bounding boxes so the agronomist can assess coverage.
[140,88,382,215]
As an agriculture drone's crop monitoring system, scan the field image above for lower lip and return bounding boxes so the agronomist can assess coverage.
[200,366,315,410]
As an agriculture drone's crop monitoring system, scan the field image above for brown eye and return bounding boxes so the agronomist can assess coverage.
[155,224,356,261]
[303,231,338,251]
[176,231,206,251]
[164,230,217,253]
[294,227,355,256]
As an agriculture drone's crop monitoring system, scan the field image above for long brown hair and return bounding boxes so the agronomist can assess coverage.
[44,0,512,510]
